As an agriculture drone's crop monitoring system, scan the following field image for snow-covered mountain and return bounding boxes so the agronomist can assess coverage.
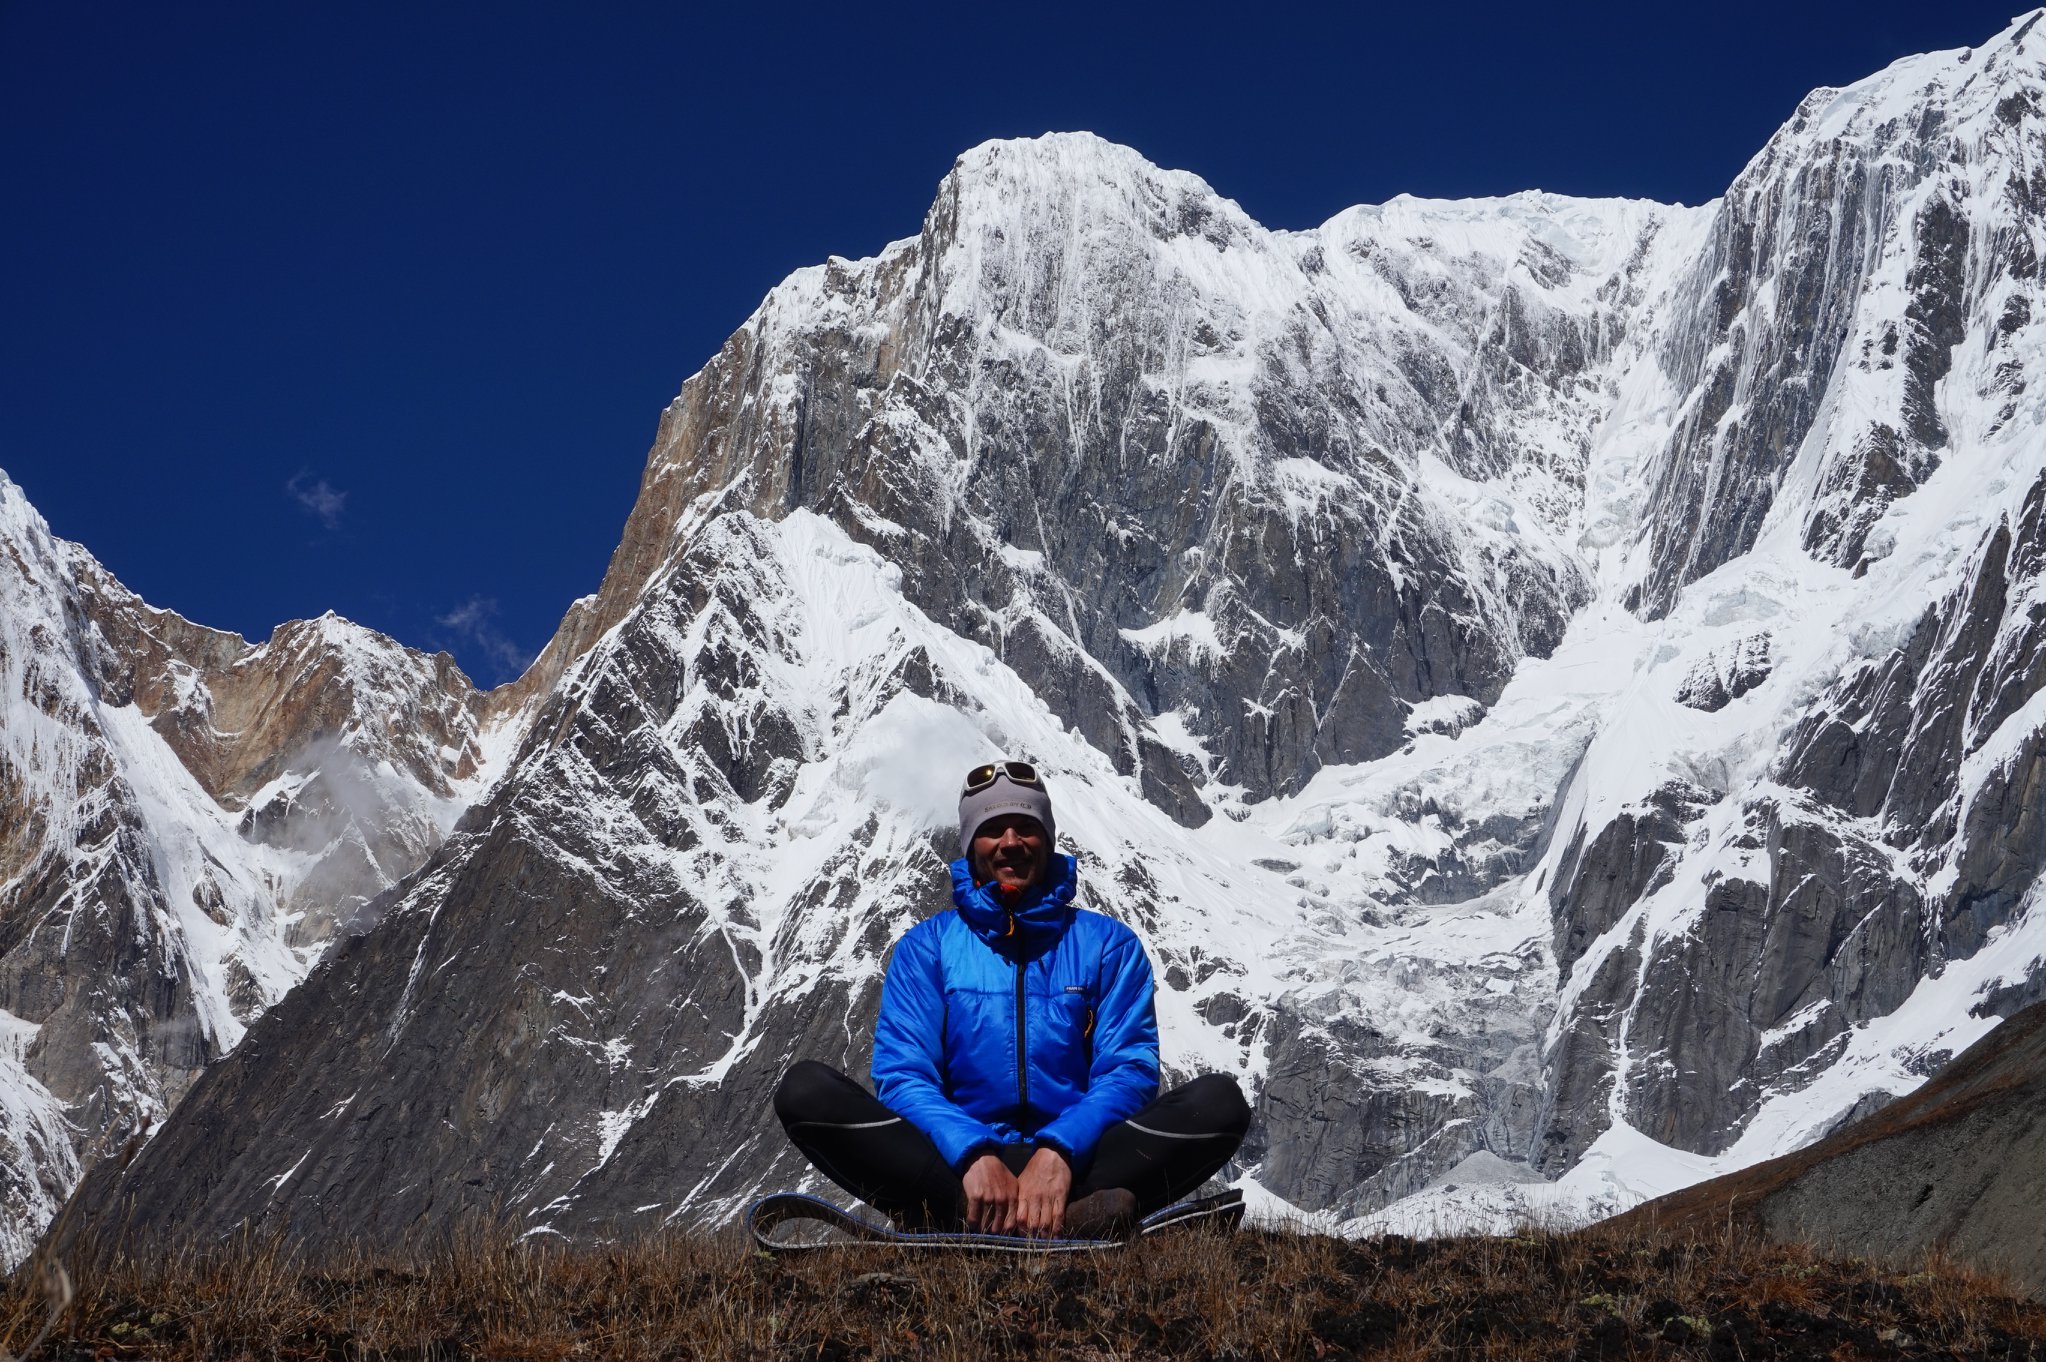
[0,472,523,1263]
[37,12,2046,1256]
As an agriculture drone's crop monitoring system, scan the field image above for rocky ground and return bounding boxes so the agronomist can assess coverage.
[8,1222,2043,1361]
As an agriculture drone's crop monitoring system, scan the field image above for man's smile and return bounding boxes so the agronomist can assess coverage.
[973,814,1049,890]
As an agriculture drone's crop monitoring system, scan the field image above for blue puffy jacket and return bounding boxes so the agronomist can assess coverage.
[871,854,1159,1172]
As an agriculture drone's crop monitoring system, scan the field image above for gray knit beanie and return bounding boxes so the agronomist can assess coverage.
[958,767,1056,860]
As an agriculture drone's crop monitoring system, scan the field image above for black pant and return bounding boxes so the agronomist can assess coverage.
[774,1060,1251,1227]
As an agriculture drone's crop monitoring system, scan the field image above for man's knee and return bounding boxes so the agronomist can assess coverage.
[774,1059,850,1127]
[1177,1072,1252,1137]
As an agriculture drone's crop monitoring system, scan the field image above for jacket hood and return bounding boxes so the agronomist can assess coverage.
[948,853,1078,959]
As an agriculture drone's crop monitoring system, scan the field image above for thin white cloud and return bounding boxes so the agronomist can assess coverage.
[286,471,347,529]
[435,596,536,685]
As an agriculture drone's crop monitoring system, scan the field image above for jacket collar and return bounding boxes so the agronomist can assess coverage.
[948,854,1078,959]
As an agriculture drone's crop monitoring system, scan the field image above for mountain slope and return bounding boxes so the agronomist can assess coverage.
[1530,9,2046,1180]
[1616,999,2046,1300]
[0,471,515,1264]
[50,12,2046,1255]
[60,147,1702,1245]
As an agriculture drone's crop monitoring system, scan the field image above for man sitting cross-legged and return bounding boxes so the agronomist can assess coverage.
[774,760,1251,1239]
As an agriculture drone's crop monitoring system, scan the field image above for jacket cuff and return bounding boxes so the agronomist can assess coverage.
[1033,1131,1087,1175]
[951,1137,1001,1173]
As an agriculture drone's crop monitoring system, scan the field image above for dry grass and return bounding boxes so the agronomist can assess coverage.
[4,1218,2042,1361]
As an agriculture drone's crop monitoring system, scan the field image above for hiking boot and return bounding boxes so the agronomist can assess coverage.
[1063,1187,1138,1240]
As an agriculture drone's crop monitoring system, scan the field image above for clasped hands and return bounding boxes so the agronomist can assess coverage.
[962,1146,1071,1236]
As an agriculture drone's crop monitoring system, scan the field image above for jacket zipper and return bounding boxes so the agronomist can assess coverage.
[1015,956,1029,1117]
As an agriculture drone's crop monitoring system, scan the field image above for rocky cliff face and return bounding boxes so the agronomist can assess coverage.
[0,472,512,1263]
[1530,16,2046,1189]
[58,138,1705,1249]
[540,141,1685,817]
[34,13,2046,1257]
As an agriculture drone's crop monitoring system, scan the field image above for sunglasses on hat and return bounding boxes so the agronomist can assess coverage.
[961,760,1043,794]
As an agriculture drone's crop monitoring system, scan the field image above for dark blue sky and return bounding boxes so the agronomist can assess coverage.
[1,1,2027,684]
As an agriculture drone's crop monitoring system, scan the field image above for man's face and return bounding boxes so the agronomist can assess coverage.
[972,815,1049,891]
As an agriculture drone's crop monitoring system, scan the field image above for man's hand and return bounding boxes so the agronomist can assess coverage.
[1014,1146,1072,1238]
[962,1154,1019,1233]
